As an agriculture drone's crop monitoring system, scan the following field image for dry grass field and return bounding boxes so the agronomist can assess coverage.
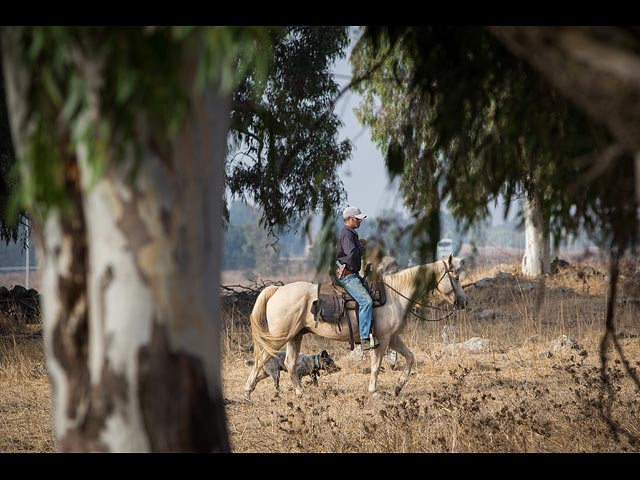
[0,334,53,452]
[1,254,639,452]
[222,255,640,453]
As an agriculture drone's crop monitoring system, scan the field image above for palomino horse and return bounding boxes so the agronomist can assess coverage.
[243,254,468,399]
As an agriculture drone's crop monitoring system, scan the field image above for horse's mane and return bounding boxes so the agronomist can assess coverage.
[383,263,441,296]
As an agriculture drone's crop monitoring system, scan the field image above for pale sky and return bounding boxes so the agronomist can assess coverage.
[332,42,408,219]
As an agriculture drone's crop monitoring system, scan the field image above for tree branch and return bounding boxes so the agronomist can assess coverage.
[487,26,640,153]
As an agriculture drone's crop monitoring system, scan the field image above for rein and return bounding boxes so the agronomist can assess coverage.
[409,307,455,322]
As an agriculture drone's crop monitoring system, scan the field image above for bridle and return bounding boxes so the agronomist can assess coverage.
[435,260,459,298]
[383,260,460,322]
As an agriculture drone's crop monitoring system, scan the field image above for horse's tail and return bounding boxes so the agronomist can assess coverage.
[249,285,287,366]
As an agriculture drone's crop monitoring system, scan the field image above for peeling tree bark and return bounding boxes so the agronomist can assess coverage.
[2,28,230,452]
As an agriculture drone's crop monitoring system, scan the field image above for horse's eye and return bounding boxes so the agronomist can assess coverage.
[455,275,460,281]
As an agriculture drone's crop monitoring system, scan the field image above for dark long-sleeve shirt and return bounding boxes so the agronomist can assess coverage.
[336,226,363,273]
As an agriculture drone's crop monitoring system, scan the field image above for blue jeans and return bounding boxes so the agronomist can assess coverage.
[340,274,373,342]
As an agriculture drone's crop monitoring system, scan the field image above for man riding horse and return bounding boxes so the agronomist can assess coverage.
[335,206,379,351]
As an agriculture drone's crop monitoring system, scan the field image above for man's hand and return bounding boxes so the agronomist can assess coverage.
[359,239,366,247]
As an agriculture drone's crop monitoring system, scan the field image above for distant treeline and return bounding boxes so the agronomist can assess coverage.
[0,202,594,272]
[222,201,596,273]
[223,202,307,272]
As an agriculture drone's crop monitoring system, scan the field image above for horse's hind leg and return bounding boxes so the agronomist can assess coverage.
[243,352,271,401]
[389,335,414,397]
[285,334,304,397]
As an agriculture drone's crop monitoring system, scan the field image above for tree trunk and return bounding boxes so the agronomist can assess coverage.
[636,152,640,210]
[2,28,230,452]
[521,190,550,277]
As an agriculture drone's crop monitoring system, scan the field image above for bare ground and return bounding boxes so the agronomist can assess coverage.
[223,336,640,452]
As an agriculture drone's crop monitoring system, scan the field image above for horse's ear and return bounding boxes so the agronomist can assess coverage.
[448,253,453,266]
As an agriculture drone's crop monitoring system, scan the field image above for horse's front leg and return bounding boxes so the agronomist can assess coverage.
[285,334,304,396]
[368,336,390,394]
[389,335,414,396]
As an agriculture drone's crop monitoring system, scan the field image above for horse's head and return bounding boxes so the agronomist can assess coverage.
[435,254,468,309]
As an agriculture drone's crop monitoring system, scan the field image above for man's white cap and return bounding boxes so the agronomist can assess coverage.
[343,206,367,220]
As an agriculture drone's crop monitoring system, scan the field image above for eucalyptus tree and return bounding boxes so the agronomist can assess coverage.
[227,26,351,241]
[487,25,640,445]
[355,25,639,445]
[352,27,612,276]
[486,26,640,255]
[1,26,275,452]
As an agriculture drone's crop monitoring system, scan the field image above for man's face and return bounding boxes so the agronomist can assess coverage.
[346,217,363,229]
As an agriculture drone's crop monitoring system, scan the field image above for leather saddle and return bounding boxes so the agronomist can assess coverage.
[310,278,387,351]
[310,278,387,325]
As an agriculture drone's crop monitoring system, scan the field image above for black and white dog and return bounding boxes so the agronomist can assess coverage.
[245,350,339,393]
